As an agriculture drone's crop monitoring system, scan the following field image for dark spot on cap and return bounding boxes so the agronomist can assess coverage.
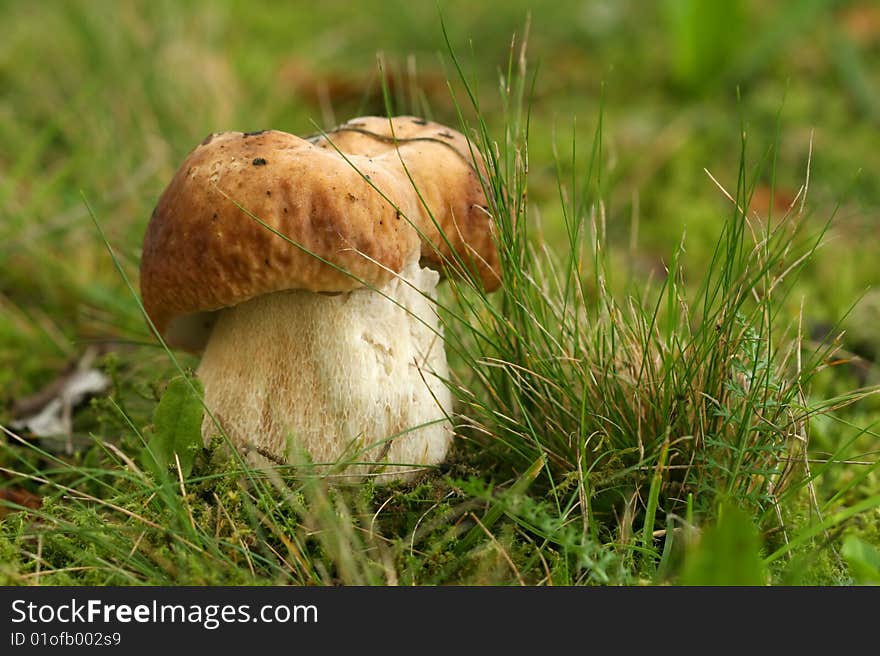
[347,193,357,201]
[212,212,218,220]
[266,190,271,196]
[243,130,268,138]
[264,258,270,266]
[201,133,216,146]
[283,207,288,213]
[252,158,267,166]
[364,175,371,181]
[395,209,401,220]
[437,130,454,140]
[411,118,428,125]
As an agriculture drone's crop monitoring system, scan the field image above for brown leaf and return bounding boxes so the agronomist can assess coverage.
[748,184,798,219]
[277,56,448,113]
[840,4,880,46]
[0,486,42,518]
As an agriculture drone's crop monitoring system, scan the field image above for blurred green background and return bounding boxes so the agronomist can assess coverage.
[2,0,878,340]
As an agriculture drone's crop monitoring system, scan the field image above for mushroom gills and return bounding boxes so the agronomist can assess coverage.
[196,258,452,481]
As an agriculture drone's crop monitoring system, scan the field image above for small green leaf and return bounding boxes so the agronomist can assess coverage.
[681,504,767,586]
[142,376,204,479]
[841,536,880,584]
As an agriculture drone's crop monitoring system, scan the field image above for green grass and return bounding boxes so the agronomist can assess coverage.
[1,0,879,585]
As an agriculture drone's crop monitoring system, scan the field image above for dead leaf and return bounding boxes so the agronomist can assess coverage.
[0,486,42,518]
[277,55,449,116]
[9,347,110,453]
[748,184,798,219]
[840,4,880,46]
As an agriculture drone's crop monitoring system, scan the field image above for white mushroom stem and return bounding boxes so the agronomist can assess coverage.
[196,259,452,481]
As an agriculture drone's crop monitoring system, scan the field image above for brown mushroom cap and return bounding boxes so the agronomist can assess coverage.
[140,117,500,350]
[312,116,497,280]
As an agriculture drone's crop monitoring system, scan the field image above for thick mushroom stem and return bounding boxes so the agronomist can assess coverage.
[196,259,452,481]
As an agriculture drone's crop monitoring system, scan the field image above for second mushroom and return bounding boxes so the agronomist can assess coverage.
[140,116,500,481]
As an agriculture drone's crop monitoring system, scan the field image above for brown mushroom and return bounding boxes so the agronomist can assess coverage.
[140,116,500,480]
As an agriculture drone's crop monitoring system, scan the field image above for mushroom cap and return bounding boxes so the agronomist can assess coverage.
[140,117,500,350]
[312,116,498,281]
[311,115,478,159]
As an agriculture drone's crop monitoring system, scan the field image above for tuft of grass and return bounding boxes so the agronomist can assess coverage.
[436,27,880,580]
